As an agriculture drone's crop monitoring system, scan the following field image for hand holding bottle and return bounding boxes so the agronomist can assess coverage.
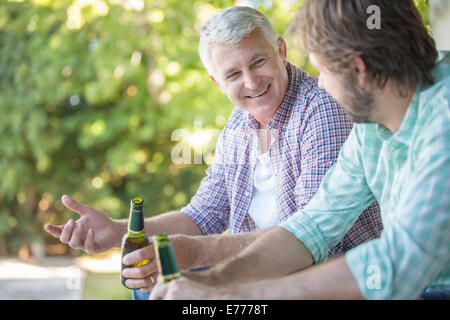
[121,245,158,291]
[45,194,122,254]
[121,234,200,291]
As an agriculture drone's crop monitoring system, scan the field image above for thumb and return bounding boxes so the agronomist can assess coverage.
[149,283,169,300]
[61,194,89,217]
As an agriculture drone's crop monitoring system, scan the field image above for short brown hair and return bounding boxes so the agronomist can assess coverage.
[290,0,438,90]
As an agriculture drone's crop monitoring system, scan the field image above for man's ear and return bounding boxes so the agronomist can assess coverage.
[351,55,367,87]
[277,37,287,65]
[210,75,224,93]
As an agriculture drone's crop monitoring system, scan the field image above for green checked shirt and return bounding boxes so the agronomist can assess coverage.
[281,52,450,299]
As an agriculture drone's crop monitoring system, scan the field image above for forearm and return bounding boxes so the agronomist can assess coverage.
[146,211,203,236]
[224,256,364,299]
[210,227,314,285]
[183,229,267,268]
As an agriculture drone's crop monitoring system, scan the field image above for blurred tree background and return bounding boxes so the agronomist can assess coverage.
[0,0,429,257]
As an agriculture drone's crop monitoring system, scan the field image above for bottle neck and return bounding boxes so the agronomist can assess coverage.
[128,207,145,235]
[156,243,180,276]
[126,230,146,238]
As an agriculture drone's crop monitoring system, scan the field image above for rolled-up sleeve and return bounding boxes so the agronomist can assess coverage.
[346,129,450,299]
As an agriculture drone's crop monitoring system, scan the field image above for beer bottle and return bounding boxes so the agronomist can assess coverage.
[153,234,181,283]
[121,196,150,289]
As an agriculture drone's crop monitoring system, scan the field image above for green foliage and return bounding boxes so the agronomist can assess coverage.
[415,0,430,27]
[0,0,300,255]
[0,0,430,255]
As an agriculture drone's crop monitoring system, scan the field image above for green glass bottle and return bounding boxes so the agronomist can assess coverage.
[153,234,181,283]
[121,196,150,289]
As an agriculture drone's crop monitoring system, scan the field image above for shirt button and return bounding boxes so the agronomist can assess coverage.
[245,191,251,197]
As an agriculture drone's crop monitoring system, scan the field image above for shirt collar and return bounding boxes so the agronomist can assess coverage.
[376,51,449,145]
[376,90,419,147]
[437,50,450,63]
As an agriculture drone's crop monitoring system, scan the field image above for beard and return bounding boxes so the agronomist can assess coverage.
[341,76,377,124]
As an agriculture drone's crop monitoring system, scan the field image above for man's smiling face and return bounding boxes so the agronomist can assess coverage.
[210,29,289,125]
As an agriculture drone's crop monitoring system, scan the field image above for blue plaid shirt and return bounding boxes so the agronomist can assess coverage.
[181,63,383,257]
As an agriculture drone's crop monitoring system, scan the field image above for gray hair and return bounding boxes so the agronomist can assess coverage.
[199,6,279,78]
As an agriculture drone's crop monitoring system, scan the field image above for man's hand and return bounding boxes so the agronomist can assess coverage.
[150,275,229,300]
[44,194,122,254]
[121,234,203,292]
[121,246,158,291]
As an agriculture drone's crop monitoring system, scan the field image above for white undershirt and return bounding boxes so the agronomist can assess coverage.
[247,149,280,230]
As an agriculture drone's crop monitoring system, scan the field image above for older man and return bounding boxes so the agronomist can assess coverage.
[151,0,449,300]
[45,6,381,299]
